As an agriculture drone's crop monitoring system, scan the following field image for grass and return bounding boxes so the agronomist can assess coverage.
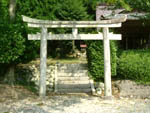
[29,57,87,65]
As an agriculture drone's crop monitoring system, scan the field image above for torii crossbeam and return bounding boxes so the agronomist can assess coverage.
[22,15,127,98]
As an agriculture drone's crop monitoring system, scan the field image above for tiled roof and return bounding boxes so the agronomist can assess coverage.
[96,5,149,20]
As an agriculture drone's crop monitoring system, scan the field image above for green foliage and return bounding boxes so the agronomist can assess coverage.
[86,40,117,81]
[106,0,131,11]
[95,0,131,11]
[16,0,88,21]
[56,0,88,21]
[50,0,89,57]
[16,0,89,58]
[118,50,150,84]
[0,22,25,63]
[0,0,9,20]
[0,0,40,64]
[0,0,92,64]
[95,0,150,12]
[82,0,99,19]
[126,0,150,12]
[16,0,58,20]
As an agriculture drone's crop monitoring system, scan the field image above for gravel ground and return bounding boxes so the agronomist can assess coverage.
[0,94,150,113]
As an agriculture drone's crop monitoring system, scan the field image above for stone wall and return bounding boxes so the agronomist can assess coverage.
[114,80,150,98]
[16,63,56,91]
[16,62,90,92]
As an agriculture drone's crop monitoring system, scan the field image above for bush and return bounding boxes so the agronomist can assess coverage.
[117,50,150,84]
[0,22,25,63]
[86,40,117,81]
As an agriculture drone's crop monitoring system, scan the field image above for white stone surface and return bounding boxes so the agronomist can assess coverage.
[1,95,150,113]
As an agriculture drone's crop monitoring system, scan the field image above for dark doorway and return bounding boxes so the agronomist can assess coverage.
[116,20,150,49]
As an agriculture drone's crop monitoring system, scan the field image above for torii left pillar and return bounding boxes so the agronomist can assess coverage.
[39,26,47,97]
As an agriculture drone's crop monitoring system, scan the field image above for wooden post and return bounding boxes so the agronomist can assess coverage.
[54,62,58,92]
[72,28,78,36]
[39,27,47,97]
[72,28,78,51]
[103,27,112,97]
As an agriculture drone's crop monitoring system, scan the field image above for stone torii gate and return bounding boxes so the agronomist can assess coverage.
[22,15,127,98]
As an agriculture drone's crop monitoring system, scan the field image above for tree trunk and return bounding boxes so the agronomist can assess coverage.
[9,0,16,21]
[72,40,75,52]
[4,65,15,85]
[4,0,17,85]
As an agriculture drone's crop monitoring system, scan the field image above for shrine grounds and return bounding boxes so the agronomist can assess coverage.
[0,85,150,113]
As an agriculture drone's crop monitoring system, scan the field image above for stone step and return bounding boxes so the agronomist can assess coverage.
[57,88,91,93]
[57,64,88,71]
[57,84,91,89]
[57,70,88,73]
[57,76,89,81]
[55,63,90,93]
[57,72,88,77]
[57,80,90,84]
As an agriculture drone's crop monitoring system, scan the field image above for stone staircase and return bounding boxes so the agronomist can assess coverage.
[55,63,94,93]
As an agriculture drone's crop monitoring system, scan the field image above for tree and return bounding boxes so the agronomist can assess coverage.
[0,23,25,85]
[16,0,89,58]
[0,0,24,84]
[0,0,22,85]
[54,0,88,54]
[0,0,39,84]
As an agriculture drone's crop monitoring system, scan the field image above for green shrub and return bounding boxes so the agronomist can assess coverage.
[0,22,25,63]
[86,40,117,81]
[118,50,150,84]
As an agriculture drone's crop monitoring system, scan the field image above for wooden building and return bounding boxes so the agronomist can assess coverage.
[96,5,150,49]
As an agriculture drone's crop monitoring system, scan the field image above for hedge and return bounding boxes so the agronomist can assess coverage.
[117,50,150,84]
[86,40,117,81]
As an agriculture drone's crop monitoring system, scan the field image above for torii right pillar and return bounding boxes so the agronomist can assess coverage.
[103,27,112,98]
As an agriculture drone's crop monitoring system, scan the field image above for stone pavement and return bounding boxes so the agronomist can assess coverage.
[0,94,150,113]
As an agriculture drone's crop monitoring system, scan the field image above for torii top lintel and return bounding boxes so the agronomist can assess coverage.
[22,15,127,28]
